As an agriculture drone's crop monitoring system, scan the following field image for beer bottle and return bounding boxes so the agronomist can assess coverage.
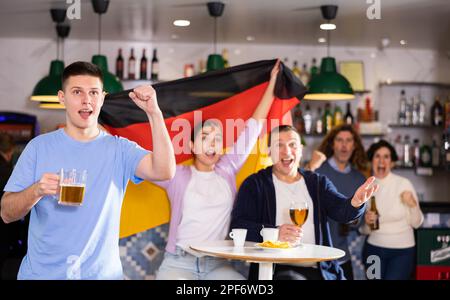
[369,196,380,230]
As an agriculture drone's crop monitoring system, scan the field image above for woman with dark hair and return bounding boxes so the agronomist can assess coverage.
[361,140,424,280]
[315,124,368,279]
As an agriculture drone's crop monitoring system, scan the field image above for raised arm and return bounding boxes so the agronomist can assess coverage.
[129,85,176,181]
[251,60,280,123]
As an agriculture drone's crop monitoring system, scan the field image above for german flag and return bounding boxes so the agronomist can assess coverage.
[99,59,306,238]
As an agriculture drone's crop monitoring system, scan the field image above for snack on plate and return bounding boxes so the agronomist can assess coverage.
[259,240,291,248]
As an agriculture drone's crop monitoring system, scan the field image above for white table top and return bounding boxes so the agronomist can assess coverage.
[190,240,345,264]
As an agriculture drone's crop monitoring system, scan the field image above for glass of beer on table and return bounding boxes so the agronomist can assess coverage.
[57,168,87,206]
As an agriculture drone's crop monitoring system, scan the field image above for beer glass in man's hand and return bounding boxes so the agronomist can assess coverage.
[289,200,308,246]
[56,169,87,206]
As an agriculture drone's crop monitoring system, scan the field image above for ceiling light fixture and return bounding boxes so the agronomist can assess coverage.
[320,23,336,30]
[173,19,190,27]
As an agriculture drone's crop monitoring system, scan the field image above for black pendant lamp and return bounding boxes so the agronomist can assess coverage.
[206,2,225,72]
[90,0,123,94]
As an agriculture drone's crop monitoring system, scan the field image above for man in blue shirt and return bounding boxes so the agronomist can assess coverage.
[316,124,368,280]
[0,61,176,279]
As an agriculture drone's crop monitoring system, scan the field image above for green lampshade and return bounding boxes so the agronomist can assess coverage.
[91,55,123,94]
[206,54,225,72]
[30,60,65,103]
[304,57,354,100]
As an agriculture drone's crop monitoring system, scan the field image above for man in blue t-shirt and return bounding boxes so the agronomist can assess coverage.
[315,124,367,280]
[0,61,176,279]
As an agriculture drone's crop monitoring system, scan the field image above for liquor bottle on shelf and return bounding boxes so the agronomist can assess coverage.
[431,139,440,167]
[316,107,323,134]
[139,49,147,80]
[418,95,426,124]
[444,96,450,130]
[115,48,124,80]
[344,102,354,125]
[394,135,404,167]
[293,104,305,134]
[333,105,343,127]
[444,130,450,167]
[184,64,195,78]
[292,61,301,78]
[412,139,420,167]
[299,63,310,86]
[398,90,407,125]
[198,59,206,74]
[222,48,229,68]
[419,143,432,167]
[323,103,333,133]
[303,104,313,134]
[310,58,319,81]
[412,96,420,125]
[151,48,159,81]
[363,97,373,122]
[403,135,413,167]
[431,96,443,126]
[128,48,136,80]
[405,96,413,125]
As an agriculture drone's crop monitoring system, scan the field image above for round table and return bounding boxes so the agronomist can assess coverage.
[190,240,345,280]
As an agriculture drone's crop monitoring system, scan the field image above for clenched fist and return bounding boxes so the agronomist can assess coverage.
[129,85,161,116]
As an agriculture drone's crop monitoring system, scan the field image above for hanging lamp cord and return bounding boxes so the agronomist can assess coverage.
[98,14,102,55]
[213,17,217,54]
[327,28,330,57]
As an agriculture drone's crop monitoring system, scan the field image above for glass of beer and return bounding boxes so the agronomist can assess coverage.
[289,200,308,246]
[57,168,87,206]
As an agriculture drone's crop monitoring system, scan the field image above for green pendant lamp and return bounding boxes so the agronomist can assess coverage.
[91,55,123,93]
[91,0,123,93]
[30,9,68,108]
[304,5,354,101]
[31,60,64,103]
[206,2,225,72]
[303,57,354,100]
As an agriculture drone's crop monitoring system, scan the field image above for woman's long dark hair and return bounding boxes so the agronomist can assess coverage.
[317,124,368,172]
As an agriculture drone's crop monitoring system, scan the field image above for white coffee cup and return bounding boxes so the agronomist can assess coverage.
[260,228,279,242]
[229,228,247,247]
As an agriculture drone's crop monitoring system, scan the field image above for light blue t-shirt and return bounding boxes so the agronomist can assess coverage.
[4,128,149,279]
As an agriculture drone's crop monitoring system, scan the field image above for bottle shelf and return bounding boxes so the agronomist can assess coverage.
[120,79,161,83]
[379,81,450,89]
[354,90,371,95]
[388,124,440,129]
[303,132,384,138]
[395,165,448,173]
